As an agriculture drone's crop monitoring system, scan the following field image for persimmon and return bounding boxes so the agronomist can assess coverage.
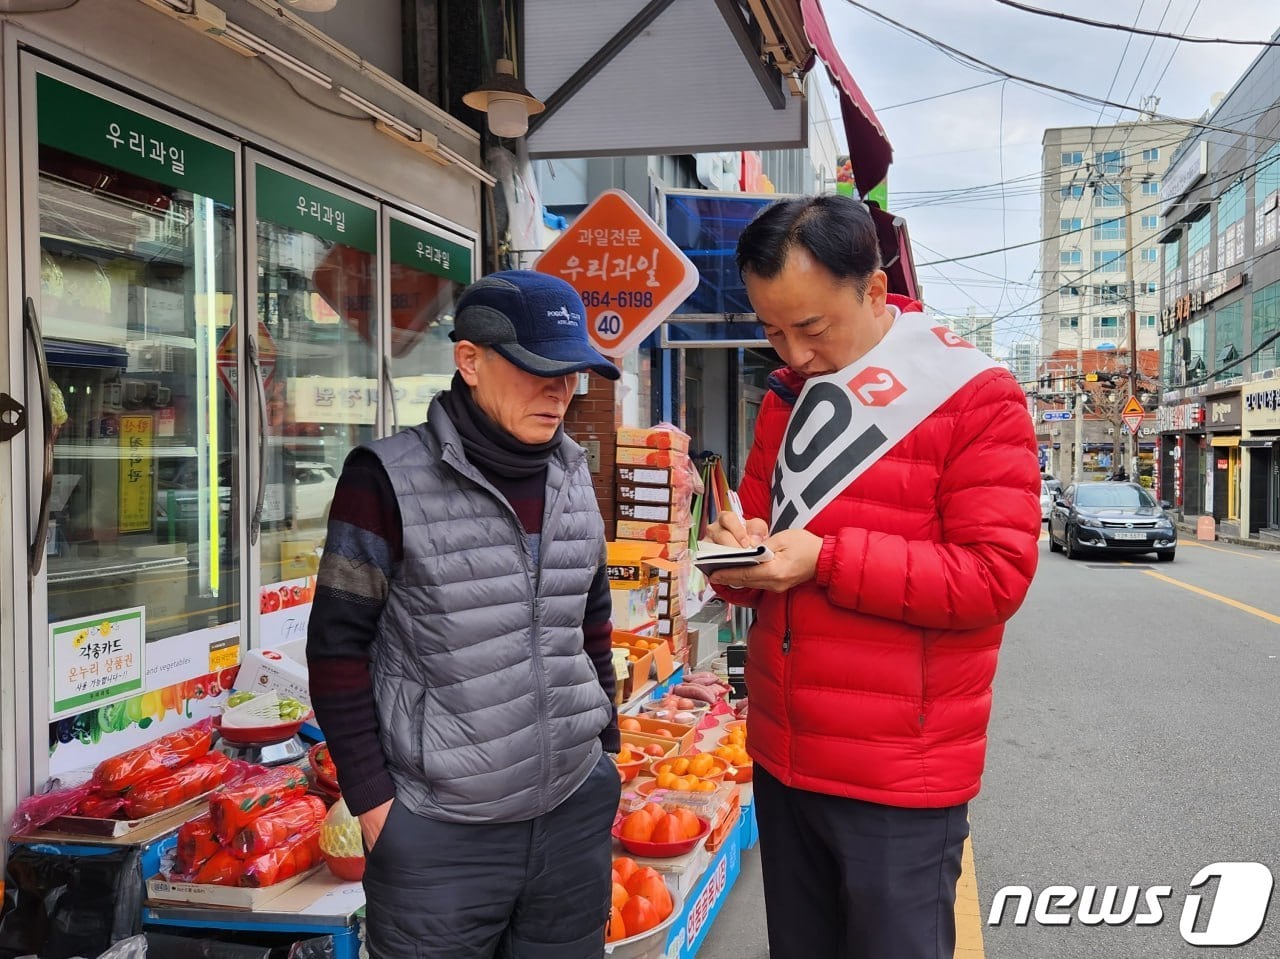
[650,815,685,844]
[625,866,664,898]
[628,871,674,919]
[612,881,629,911]
[606,904,627,943]
[612,856,640,884]
[640,802,666,821]
[621,895,661,936]
[670,807,701,839]
[620,810,655,843]
[619,717,642,732]
[653,728,673,738]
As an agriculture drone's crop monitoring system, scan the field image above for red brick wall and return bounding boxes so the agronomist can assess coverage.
[565,376,620,540]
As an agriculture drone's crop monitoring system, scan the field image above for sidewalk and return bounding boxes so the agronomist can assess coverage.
[1175,520,1280,551]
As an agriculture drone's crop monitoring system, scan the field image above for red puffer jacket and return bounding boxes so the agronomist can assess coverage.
[725,302,1041,807]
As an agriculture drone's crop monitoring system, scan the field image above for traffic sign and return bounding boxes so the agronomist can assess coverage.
[534,189,699,358]
[216,320,276,402]
[1122,395,1145,435]
[1042,410,1073,421]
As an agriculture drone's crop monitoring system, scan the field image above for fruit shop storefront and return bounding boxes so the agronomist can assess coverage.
[0,0,486,949]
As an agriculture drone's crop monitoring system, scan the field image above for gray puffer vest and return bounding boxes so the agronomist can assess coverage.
[364,397,612,823]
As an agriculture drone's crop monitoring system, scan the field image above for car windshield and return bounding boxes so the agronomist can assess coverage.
[1075,485,1156,509]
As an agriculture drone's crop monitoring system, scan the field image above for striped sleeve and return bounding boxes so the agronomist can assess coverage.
[307,450,402,815]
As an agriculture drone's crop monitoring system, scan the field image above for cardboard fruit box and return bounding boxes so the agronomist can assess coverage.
[619,715,697,755]
[616,427,691,453]
[145,864,323,910]
[614,630,676,682]
[620,732,680,769]
[605,540,663,588]
[617,646,654,700]
[615,447,692,469]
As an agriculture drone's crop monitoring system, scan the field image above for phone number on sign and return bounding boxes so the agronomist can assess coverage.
[582,290,653,309]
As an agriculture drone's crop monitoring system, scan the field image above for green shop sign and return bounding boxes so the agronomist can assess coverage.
[37,73,235,206]
[256,165,377,253]
[389,218,472,285]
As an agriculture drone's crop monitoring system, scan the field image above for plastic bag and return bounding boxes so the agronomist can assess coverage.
[230,796,326,858]
[7,782,93,835]
[0,846,142,959]
[121,753,230,819]
[208,766,308,844]
[92,719,214,794]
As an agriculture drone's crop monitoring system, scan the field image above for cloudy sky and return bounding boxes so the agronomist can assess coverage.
[820,0,1278,352]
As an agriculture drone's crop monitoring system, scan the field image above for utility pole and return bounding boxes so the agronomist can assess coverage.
[1074,320,1084,482]
[1121,166,1140,481]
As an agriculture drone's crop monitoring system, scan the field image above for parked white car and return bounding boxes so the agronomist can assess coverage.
[1040,482,1054,523]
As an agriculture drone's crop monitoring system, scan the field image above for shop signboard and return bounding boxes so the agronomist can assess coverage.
[256,165,377,253]
[1156,401,1204,433]
[389,217,471,286]
[1207,393,1242,431]
[36,73,235,205]
[664,824,743,959]
[117,415,155,532]
[50,607,146,719]
[534,189,699,357]
[1243,384,1280,431]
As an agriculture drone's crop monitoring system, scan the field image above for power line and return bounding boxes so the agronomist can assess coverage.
[990,0,1280,46]
[838,0,1280,145]
[877,79,1005,112]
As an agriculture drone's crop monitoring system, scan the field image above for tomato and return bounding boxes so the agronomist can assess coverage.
[219,666,241,691]
[606,905,627,943]
[621,895,660,936]
[627,871,673,920]
[612,857,640,885]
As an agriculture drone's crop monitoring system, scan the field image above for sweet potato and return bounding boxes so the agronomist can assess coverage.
[209,765,309,844]
[122,752,230,819]
[92,719,214,793]
[229,795,327,858]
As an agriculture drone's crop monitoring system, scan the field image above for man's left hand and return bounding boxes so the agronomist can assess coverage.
[709,528,823,593]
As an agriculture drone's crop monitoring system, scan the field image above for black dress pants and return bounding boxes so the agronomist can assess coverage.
[753,764,969,959]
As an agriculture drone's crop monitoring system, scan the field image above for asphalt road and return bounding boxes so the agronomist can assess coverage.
[700,534,1280,958]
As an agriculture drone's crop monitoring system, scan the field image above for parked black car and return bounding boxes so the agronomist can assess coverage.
[1047,481,1178,562]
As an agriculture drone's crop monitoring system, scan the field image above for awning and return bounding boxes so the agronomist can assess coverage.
[800,0,892,194]
[1243,437,1278,446]
[1210,435,1241,447]
[871,206,920,301]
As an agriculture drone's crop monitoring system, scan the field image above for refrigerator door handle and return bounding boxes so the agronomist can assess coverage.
[24,296,53,579]
[247,330,269,546]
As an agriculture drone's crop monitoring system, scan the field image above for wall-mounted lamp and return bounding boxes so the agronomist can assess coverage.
[463,59,544,139]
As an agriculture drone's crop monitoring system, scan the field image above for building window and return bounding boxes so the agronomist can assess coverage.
[1060,285,1081,298]
[1215,301,1245,383]
[1141,215,1160,230]
[1141,314,1157,328]
[1061,151,1083,167]
[1061,250,1082,266]
[1141,248,1158,262]
[1218,179,1247,270]
[1093,217,1125,241]
[1094,150,1123,174]
[1062,185,1084,199]
[1093,315,1120,339]
[1060,217,1082,233]
[1145,282,1158,294]
[1093,284,1124,303]
[1252,281,1280,374]
[1142,148,1160,162]
[1093,250,1126,273]
[1141,180,1160,196]
[1059,315,1080,330]
[1094,184,1123,207]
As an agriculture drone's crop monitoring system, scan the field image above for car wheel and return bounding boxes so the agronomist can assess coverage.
[1049,528,1062,553]
[1156,549,1175,562]
[1064,527,1081,560]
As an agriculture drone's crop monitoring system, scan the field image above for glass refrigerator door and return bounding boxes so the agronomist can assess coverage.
[21,61,243,776]
[249,158,379,645]
[384,211,476,426]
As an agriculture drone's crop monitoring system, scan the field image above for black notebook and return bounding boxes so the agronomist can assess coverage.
[692,541,774,573]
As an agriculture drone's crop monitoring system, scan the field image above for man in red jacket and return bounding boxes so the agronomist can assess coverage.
[706,195,1041,959]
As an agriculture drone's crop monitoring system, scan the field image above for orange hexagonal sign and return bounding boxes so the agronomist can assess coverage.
[534,189,698,358]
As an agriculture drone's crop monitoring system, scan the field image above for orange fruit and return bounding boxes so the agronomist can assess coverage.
[621,895,660,936]
[613,857,640,884]
[695,779,716,793]
[619,717,642,732]
[620,810,655,843]
[688,755,714,777]
[656,771,678,789]
[651,815,684,844]
[654,729,673,739]
[671,807,701,839]
[606,904,627,943]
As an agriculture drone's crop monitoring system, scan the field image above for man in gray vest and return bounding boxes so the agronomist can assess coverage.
[308,270,623,958]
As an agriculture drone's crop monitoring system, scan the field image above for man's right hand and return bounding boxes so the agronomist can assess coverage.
[359,798,394,852]
[706,512,769,549]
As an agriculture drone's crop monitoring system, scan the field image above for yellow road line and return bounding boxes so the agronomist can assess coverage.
[955,834,985,957]
[1143,570,1280,625]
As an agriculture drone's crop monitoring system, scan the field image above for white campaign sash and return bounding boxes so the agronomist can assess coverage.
[770,309,999,533]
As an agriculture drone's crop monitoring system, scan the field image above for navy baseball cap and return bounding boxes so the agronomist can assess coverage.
[450,271,620,380]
